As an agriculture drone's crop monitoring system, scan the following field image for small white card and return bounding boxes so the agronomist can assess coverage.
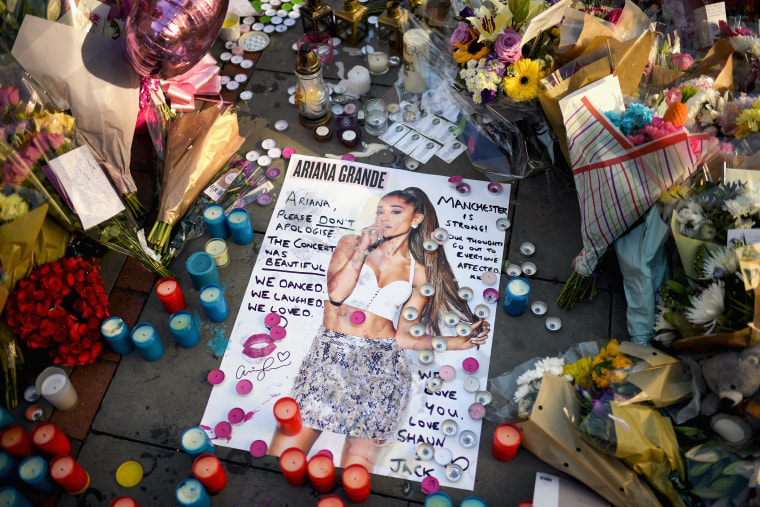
[395,131,427,155]
[46,146,125,230]
[379,123,411,145]
[694,2,726,48]
[436,139,468,163]
[410,138,441,164]
[728,229,760,246]
[532,472,610,507]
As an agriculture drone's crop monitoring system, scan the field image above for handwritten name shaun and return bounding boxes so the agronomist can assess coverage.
[290,160,388,190]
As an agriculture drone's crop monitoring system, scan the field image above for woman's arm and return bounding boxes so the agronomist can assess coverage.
[326,227,383,303]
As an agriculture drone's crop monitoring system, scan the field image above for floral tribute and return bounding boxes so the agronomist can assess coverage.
[4,257,108,366]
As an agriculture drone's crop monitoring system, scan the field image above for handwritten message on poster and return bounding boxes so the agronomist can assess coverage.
[201,155,509,490]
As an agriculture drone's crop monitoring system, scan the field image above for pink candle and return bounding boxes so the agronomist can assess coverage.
[492,423,522,462]
[273,397,302,436]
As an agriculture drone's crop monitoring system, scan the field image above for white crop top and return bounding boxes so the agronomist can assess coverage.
[342,256,416,321]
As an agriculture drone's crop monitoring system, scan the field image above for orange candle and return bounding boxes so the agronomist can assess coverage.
[0,425,34,458]
[50,455,90,494]
[492,423,522,462]
[192,453,227,494]
[307,454,336,493]
[110,496,141,507]
[317,495,345,507]
[32,422,71,457]
[342,464,370,503]
[279,447,308,486]
[273,397,302,436]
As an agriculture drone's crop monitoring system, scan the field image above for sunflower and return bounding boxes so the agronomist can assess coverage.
[502,58,543,101]
[453,28,490,65]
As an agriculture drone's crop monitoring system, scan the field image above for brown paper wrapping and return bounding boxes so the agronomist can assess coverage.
[517,374,660,506]
[616,342,692,408]
[648,39,735,93]
[158,107,245,227]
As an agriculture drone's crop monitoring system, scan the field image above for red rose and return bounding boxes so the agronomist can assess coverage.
[27,333,48,348]
[46,277,63,296]
[94,306,106,319]
[52,326,68,342]
[39,319,56,337]
[80,286,93,299]
[65,273,74,286]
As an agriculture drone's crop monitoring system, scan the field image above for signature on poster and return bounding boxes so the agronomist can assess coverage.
[236,353,292,382]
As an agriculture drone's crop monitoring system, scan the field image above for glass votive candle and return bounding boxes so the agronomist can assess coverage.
[130,323,164,361]
[169,310,201,348]
[199,284,229,323]
[35,367,78,411]
[100,316,133,355]
[205,238,230,268]
[226,208,254,245]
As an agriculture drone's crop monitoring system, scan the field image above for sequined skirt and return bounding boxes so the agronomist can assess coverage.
[290,326,411,440]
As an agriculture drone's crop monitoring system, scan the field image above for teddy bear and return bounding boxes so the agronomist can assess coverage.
[700,346,760,448]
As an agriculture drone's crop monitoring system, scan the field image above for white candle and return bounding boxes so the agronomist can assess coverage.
[37,369,78,411]
[227,213,247,225]
[170,313,192,331]
[200,286,221,303]
[205,239,229,267]
[347,66,371,96]
[203,206,223,220]
[367,51,388,74]
[101,318,125,337]
[131,326,155,344]
[403,29,430,94]
[509,279,530,296]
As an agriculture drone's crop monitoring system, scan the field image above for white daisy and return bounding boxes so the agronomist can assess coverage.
[701,245,739,279]
[685,281,725,326]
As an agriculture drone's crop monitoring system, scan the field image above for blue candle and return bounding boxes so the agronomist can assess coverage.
[0,452,17,483]
[100,316,134,355]
[130,323,164,361]
[176,478,211,507]
[0,486,33,507]
[181,427,215,456]
[17,456,55,493]
[186,252,220,290]
[169,311,201,348]
[424,492,453,507]
[203,204,229,239]
[503,277,531,317]
[226,208,254,245]
[199,284,228,323]
[0,407,16,431]
[460,497,488,507]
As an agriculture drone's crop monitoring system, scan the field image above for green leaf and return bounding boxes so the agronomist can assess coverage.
[509,0,530,27]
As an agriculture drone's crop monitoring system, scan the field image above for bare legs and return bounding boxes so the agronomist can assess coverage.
[341,437,384,470]
[269,426,322,456]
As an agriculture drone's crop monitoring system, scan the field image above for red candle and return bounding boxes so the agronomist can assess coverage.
[32,422,71,457]
[279,447,307,486]
[307,454,336,493]
[273,397,302,436]
[0,425,34,458]
[317,495,345,507]
[492,423,522,462]
[49,455,90,494]
[110,496,141,507]
[155,277,187,314]
[342,464,370,503]
[192,453,227,494]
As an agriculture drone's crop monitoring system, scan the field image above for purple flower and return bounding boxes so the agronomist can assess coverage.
[459,6,474,18]
[485,58,506,77]
[604,8,622,25]
[493,29,522,63]
[450,21,471,49]
[481,89,496,103]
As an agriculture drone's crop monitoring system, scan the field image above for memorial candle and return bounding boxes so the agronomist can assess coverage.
[0,452,16,483]
[155,277,187,314]
[169,311,201,348]
[31,422,71,457]
[110,496,141,507]
[0,486,33,507]
[317,495,344,507]
[0,407,15,430]
[226,208,254,245]
[199,284,228,323]
[35,367,78,411]
[192,453,227,494]
[100,317,134,355]
[49,455,90,494]
[460,497,488,507]
[279,447,307,486]
[424,492,453,507]
[503,277,531,317]
[273,397,302,436]
[181,427,215,456]
[18,456,55,493]
[492,423,522,462]
[204,239,229,268]
[342,464,370,503]
[186,252,220,290]
[0,425,34,458]
[175,478,211,507]
[130,323,164,361]
[203,204,229,239]
[307,454,335,493]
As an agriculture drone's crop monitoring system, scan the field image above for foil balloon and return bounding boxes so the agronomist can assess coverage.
[123,0,229,80]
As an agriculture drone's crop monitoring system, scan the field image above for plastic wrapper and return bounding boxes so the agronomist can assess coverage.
[685,443,752,503]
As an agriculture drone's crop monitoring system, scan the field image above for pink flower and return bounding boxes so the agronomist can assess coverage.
[670,53,695,71]
[664,88,682,106]
[2,153,33,185]
[0,86,19,109]
[604,8,623,25]
[720,141,735,155]
[627,133,647,145]
[494,29,522,63]
[642,118,680,140]
[450,22,471,49]
[30,132,65,154]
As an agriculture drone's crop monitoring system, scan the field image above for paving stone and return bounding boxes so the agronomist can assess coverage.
[108,288,148,329]
[115,256,157,294]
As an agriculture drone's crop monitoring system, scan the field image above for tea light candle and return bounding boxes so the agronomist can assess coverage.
[0,486,33,507]
[468,402,486,420]
[307,454,336,493]
[249,440,268,458]
[100,316,133,355]
[416,443,434,461]
[503,277,530,317]
[181,427,215,456]
[418,348,434,365]
[228,408,245,425]
[31,422,71,457]
[422,239,438,252]
[35,367,78,411]
[192,453,227,494]
[443,311,459,327]
[226,208,254,245]
[203,204,229,239]
[131,323,164,361]
[175,478,211,507]
[431,227,449,243]
[279,447,307,486]
[342,464,370,503]
[409,323,426,338]
[155,277,186,314]
[431,336,447,352]
[273,397,302,436]
[492,423,521,461]
[199,284,229,323]
[236,379,253,396]
[18,456,55,493]
[460,497,488,507]
[49,455,90,494]
[169,310,201,348]
[424,492,453,507]
[0,425,33,458]
[317,495,345,507]
[367,50,389,74]
[186,252,220,290]
[402,306,419,321]
[205,239,230,268]
[0,452,17,483]
[420,283,435,297]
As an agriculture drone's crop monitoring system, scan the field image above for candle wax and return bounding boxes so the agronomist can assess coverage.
[182,428,211,453]
[131,327,155,344]
[101,318,125,337]
[317,495,344,507]
[200,287,221,303]
[424,492,453,507]
[204,207,223,220]
[41,374,66,395]
[460,497,488,507]
[156,279,178,296]
[508,278,530,296]
[170,314,191,331]
[227,212,247,224]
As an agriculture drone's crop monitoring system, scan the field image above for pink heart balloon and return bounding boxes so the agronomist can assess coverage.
[123,0,229,80]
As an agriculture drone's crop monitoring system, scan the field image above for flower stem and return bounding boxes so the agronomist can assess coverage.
[122,192,147,218]
[556,271,598,310]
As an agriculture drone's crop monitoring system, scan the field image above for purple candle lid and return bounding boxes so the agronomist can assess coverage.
[421,476,440,494]
[214,421,232,439]
[208,369,225,385]
[266,167,281,180]
[483,288,499,303]
[439,365,456,381]
[315,449,333,460]
[257,193,273,206]
[342,154,355,161]
[250,440,268,457]
[264,312,281,328]
[282,147,296,158]
[270,325,287,341]
[468,402,486,420]
[228,407,245,424]
[350,310,366,325]
[456,183,471,195]
[236,379,253,395]
[487,182,503,194]
[448,175,463,186]
[462,357,479,373]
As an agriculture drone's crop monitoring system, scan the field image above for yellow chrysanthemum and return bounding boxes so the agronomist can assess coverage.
[606,339,620,356]
[502,58,542,102]
[562,356,592,389]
